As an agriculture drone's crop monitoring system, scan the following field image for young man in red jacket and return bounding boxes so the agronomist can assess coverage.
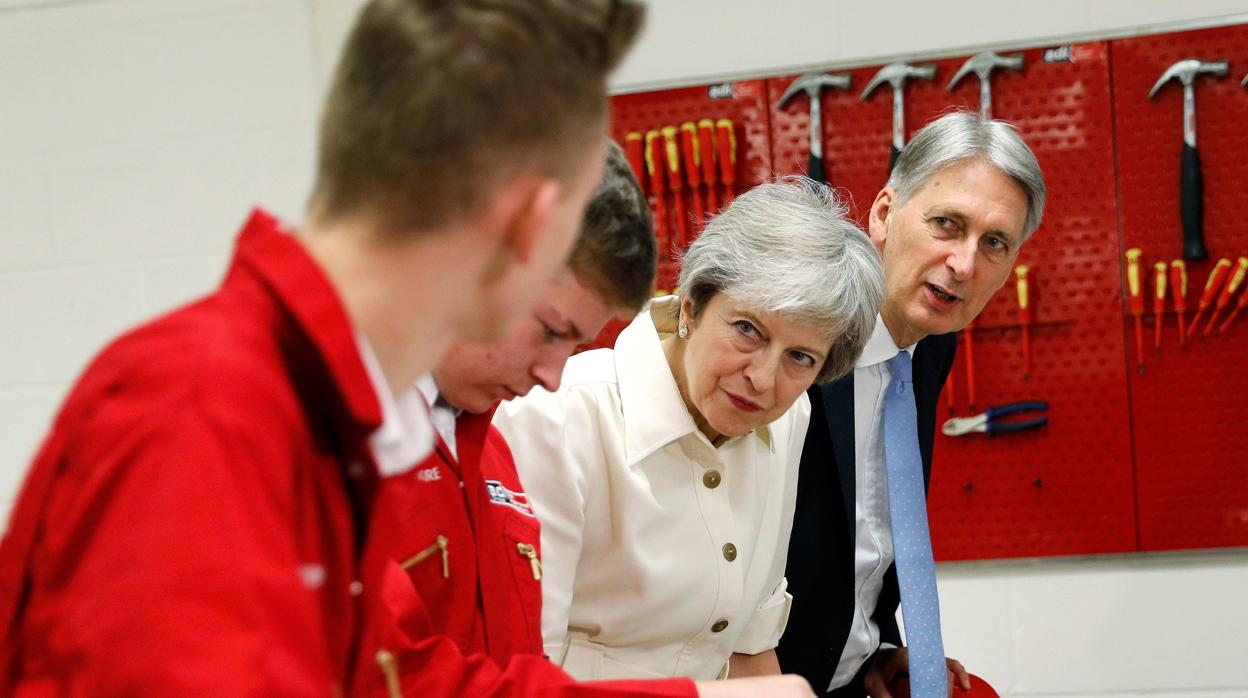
[364,143,815,698]
[0,1,646,694]
[363,140,668,697]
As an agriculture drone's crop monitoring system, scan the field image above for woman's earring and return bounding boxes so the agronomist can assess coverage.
[678,324,689,339]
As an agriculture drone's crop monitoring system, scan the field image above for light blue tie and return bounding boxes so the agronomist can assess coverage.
[884,351,946,697]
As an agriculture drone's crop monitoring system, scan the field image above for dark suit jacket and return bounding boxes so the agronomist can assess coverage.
[776,332,957,695]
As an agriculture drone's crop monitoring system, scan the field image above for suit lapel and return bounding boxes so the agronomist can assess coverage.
[821,374,857,539]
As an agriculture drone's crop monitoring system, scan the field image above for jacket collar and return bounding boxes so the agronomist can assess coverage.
[614,296,772,466]
[232,208,383,441]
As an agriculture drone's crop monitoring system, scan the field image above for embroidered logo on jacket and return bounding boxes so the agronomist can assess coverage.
[416,465,442,482]
[485,480,535,517]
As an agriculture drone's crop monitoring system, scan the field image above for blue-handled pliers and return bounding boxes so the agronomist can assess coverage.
[941,401,1049,437]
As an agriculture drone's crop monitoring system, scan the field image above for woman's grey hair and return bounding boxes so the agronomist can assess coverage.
[676,177,884,384]
[888,111,1046,242]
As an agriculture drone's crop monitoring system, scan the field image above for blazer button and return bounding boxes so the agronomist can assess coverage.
[702,470,722,489]
[711,619,729,633]
[722,543,737,562]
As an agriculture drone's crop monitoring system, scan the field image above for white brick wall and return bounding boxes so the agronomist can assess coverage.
[0,0,319,521]
[3,3,1246,696]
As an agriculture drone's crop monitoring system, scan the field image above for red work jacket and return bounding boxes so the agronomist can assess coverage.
[0,210,389,695]
[358,412,697,698]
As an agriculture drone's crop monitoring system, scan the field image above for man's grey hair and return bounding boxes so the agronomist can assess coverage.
[676,177,884,384]
[888,111,1046,241]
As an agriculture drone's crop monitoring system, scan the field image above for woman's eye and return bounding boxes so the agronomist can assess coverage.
[734,320,758,337]
[791,351,815,368]
[540,322,561,342]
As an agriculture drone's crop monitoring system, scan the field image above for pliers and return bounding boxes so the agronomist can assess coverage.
[941,401,1049,437]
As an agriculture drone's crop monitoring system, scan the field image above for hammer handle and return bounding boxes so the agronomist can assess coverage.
[888,146,901,176]
[1181,143,1209,260]
[808,154,826,185]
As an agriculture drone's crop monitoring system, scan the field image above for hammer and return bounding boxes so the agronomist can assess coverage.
[1148,58,1228,261]
[777,72,851,184]
[861,62,936,174]
[947,51,1024,119]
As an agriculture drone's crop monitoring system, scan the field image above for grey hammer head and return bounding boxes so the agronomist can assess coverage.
[947,51,1024,91]
[861,62,936,101]
[777,72,853,110]
[1147,59,1230,98]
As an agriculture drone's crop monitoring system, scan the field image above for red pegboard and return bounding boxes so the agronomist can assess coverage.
[610,80,774,292]
[1112,24,1248,552]
[768,45,1137,561]
[600,23,1248,562]
[587,81,776,351]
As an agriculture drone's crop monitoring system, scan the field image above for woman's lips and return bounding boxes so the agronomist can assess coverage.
[724,390,762,412]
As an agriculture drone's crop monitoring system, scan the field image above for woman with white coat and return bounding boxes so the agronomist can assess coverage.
[494,178,885,683]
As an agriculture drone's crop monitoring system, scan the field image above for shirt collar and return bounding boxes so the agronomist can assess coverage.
[356,332,435,476]
[855,313,917,369]
[414,374,462,417]
[614,296,772,466]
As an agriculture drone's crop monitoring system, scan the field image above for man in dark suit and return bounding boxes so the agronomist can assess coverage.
[776,112,1047,697]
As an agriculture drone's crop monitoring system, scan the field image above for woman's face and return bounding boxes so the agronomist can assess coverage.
[677,293,828,442]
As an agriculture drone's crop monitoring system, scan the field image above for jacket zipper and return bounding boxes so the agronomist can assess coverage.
[401,534,449,578]
[515,542,542,580]
[375,649,401,698]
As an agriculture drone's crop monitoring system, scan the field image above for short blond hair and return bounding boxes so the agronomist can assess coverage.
[311,0,645,235]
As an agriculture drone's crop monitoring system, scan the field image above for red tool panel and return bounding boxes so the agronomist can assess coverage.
[609,80,774,292]
[767,45,1137,561]
[588,82,774,352]
[1112,24,1248,552]
[598,23,1248,561]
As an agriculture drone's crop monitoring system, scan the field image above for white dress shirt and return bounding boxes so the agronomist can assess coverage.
[354,331,435,476]
[414,374,460,460]
[829,314,916,689]
[493,296,810,681]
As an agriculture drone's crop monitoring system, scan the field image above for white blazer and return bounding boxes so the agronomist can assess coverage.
[494,296,810,681]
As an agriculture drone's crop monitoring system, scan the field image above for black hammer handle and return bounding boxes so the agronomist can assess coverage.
[1181,143,1209,260]
[808,153,826,185]
[888,146,901,176]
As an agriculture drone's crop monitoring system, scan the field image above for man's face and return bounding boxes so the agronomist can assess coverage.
[435,267,618,414]
[460,135,606,345]
[868,158,1029,347]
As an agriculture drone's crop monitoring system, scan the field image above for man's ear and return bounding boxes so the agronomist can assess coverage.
[868,186,895,250]
[500,175,561,266]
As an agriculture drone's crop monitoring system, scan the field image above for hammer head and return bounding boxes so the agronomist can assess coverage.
[947,51,1024,91]
[860,62,937,101]
[1147,58,1230,99]
[777,72,853,110]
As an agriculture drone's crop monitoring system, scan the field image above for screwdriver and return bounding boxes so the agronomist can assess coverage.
[1204,256,1248,337]
[964,318,977,411]
[678,122,705,226]
[644,130,671,262]
[697,119,720,214]
[1169,260,1188,346]
[661,125,690,251]
[1014,265,1031,379]
[1153,262,1167,350]
[1187,258,1232,340]
[945,367,956,415]
[1218,265,1248,334]
[1126,248,1145,373]
[624,133,646,194]
[716,118,738,206]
